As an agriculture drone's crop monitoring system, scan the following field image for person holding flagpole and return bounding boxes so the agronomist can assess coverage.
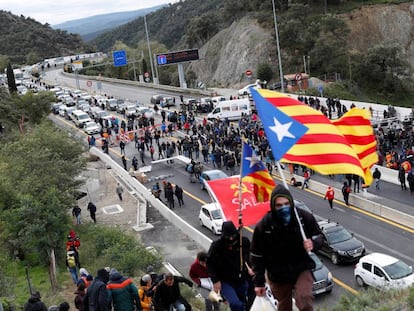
[250,185,323,311]
[207,221,251,311]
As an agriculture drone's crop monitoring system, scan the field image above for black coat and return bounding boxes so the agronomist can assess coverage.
[152,276,192,311]
[250,208,323,285]
[207,234,251,285]
[83,277,109,311]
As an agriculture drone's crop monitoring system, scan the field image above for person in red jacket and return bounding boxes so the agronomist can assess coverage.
[189,252,220,311]
[324,186,335,210]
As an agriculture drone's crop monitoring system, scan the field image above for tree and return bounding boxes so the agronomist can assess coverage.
[6,62,17,93]
[0,121,86,291]
[353,45,409,99]
[257,63,274,83]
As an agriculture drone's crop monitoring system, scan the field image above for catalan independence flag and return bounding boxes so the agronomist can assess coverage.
[250,88,371,184]
[332,108,378,185]
[241,141,276,202]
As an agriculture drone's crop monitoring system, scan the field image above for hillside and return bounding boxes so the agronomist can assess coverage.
[342,2,414,63]
[0,10,87,65]
[89,0,414,97]
[53,5,165,41]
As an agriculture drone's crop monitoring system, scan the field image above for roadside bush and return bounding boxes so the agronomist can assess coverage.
[77,225,162,276]
[407,285,414,309]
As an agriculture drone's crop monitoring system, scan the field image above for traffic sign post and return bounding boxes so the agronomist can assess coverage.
[86,80,92,93]
[113,50,127,67]
[318,85,324,97]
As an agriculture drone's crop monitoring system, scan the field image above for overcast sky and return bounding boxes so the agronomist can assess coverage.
[1,0,177,25]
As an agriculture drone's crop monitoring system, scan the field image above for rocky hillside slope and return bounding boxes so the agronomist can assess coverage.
[189,2,414,88]
[188,17,276,88]
[342,2,414,62]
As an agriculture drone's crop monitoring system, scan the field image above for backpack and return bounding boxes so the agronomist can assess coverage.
[67,254,76,268]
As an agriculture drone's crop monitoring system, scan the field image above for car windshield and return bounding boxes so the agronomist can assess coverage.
[326,227,352,244]
[209,171,227,179]
[210,209,222,220]
[383,260,413,279]
[79,114,89,120]
[310,253,323,270]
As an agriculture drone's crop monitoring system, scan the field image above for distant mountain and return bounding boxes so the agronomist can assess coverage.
[53,5,165,41]
[0,10,87,65]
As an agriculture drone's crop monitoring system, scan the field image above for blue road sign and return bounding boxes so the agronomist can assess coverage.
[113,50,127,67]
[318,85,324,94]
[157,55,167,65]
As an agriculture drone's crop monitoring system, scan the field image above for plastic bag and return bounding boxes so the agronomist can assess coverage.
[250,296,276,311]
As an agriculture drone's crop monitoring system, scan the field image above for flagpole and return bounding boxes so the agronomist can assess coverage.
[238,140,245,277]
[238,140,245,229]
[276,162,308,243]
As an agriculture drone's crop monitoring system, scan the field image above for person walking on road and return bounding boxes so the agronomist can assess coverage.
[398,166,407,190]
[324,186,335,210]
[165,183,175,209]
[87,202,97,223]
[132,156,138,171]
[408,170,414,195]
[174,184,185,207]
[116,183,124,201]
[352,174,360,193]
[122,155,127,171]
[301,169,310,189]
[119,140,126,155]
[373,167,381,190]
[342,181,351,206]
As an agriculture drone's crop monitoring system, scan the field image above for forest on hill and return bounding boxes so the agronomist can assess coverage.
[0,10,92,66]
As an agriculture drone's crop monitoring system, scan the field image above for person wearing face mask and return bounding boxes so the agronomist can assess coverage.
[207,221,252,311]
[250,184,323,311]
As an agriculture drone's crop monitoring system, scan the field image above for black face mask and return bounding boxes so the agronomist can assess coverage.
[224,233,238,247]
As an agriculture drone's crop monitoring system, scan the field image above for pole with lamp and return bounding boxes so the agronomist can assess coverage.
[144,15,157,84]
[271,0,285,93]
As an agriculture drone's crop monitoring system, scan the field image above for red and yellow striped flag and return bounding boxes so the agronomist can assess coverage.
[256,89,374,184]
[333,108,378,184]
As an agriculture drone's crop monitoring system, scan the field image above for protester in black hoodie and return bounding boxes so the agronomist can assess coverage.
[207,221,251,311]
[83,269,109,311]
[24,291,47,311]
[250,184,323,311]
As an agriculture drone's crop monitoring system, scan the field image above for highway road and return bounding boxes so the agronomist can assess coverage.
[46,69,414,308]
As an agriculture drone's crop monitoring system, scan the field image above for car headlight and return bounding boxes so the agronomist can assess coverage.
[337,250,347,256]
[327,272,333,281]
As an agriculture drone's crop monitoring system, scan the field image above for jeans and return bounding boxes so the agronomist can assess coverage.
[69,267,78,284]
[221,281,248,311]
[375,178,380,190]
[169,300,185,311]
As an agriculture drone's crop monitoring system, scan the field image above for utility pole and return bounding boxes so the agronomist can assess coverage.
[271,0,285,93]
[144,15,157,84]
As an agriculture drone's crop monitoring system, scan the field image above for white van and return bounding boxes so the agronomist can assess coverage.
[71,110,92,128]
[211,96,226,107]
[207,98,251,121]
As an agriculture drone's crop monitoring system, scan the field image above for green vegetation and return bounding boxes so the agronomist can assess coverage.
[0,225,163,310]
[0,91,164,309]
[0,10,91,66]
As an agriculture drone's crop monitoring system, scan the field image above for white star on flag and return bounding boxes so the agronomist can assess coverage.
[245,152,261,168]
[269,117,296,142]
